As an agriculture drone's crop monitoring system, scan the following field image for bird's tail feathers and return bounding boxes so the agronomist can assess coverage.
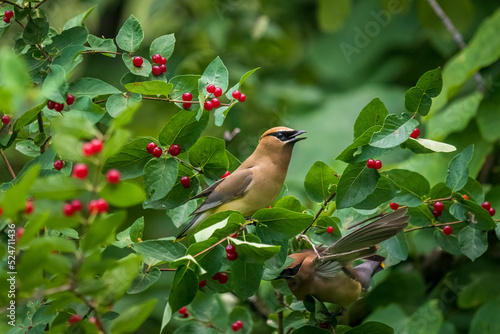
[174,214,201,243]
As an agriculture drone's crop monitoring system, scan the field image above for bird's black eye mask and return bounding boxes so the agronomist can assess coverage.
[266,130,306,143]
[276,263,302,279]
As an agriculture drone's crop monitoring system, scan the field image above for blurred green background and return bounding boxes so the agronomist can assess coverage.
[2,0,500,333]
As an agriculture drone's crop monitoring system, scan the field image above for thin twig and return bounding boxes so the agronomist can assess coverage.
[193,237,228,258]
[278,293,284,334]
[37,112,45,154]
[302,192,336,234]
[0,0,23,8]
[80,50,122,55]
[36,44,52,63]
[33,0,48,9]
[173,156,203,173]
[0,149,16,179]
[426,0,486,94]
[405,220,464,233]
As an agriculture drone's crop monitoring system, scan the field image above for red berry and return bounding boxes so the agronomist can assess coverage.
[88,200,99,214]
[432,210,442,218]
[25,201,34,214]
[180,176,190,189]
[230,232,238,238]
[232,323,240,331]
[183,103,192,109]
[227,252,238,261]
[54,160,64,170]
[0,206,3,215]
[178,307,187,315]
[2,115,11,124]
[152,147,163,158]
[91,139,103,153]
[235,320,243,329]
[63,203,74,217]
[66,94,75,105]
[204,101,214,111]
[410,128,420,139]
[206,84,216,93]
[160,64,167,73]
[133,56,143,67]
[319,322,328,329]
[199,280,206,288]
[96,199,108,213]
[73,163,88,179]
[374,160,382,169]
[68,315,81,325]
[106,169,121,184]
[443,225,452,235]
[152,65,162,76]
[152,53,162,63]
[3,16,10,24]
[326,226,334,234]
[211,98,220,108]
[434,201,444,212]
[218,273,229,284]
[226,244,236,254]
[212,272,221,280]
[390,202,399,210]
[238,94,246,102]
[489,208,496,216]
[462,194,469,200]
[168,144,181,156]
[222,171,230,178]
[160,57,166,65]
[213,87,222,97]
[232,90,241,100]
[147,142,157,154]
[481,202,491,210]
[15,227,24,241]
[182,92,193,101]
[366,159,376,169]
[54,103,64,112]
[71,200,82,212]
[5,10,14,19]
[82,142,94,156]
[47,101,55,109]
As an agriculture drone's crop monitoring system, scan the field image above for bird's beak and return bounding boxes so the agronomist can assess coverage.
[284,130,307,144]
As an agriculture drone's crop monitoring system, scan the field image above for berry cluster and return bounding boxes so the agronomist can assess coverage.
[15,227,24,242]
[212,272,229,284]
[82,139,103,157]
[432,201,444,217]
[147,142,163,157]
[178,307,189,318]
[1,114,10,125]
[366,158,382,169]
[63,200,83,217]
[47,94,75,112]
[181,92,193,109]
[180,176,190,189]
[226,244,238,261]
[231,320,244,332]
[3,10,13,24]
[180,85,247,111]
[133,54,167,76]
[68,315,82,325]
[88,198,109,214]
[481,201,496,216]
[410,128,420,139]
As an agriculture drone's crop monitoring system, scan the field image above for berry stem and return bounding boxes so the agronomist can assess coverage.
[302,192,337,234]
[0,149,16,179]
[81,50,122,55]
[426,196,453,203]
[172,156,202,173]
[36,44,52,63]
[33,0,48,9]
[404,220,464,233]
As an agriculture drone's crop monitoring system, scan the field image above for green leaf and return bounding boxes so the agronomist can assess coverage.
[116,15,143,52]
[274,195,302,212]
[407,205,434,227]
[213,102,238,127]
[169,265,198,312]
[254,208,313,238]
[111,299,157,334]
[167,200,199,228]
[106,92,142,118]
[13,103,45,131]
[404,67,442,116]
[127,268,161,294]
[458,226,488,261]
[225,67,260,100]
[69,77,121,98]
[160,303,172,334]
[51,113,100,139]
[228,237,281,263]
[346,322,394,334]
[369,114,419,148]
[99,181,146,207]
[189,137,228,179]
[114,216,144,248]
[446,145,474,192]
[400,138,456,154]
[69,96,106,124]
[382,169,430,207]
[228,306,253,334]
[99,253,142,302]
[229,260,264,300]
[30,174,87,200]
[353,176,400,210]
[63,6,95,30]
[476,89,500,143]
[133,238,186,262]
[103,137,156,180]
[41,65,68,104]
[15,140,40,157]
[149,34,176,60]
[353,98,388,139]
[159,109,209,151]
[0,165,40,218]
[121,53,152,77]
[195,211,245,242]
[170,75,201,110]
[461,177,485,203]
[87,34,117,58]
[124,80,172,97]
[186,238,223,275]
[469,299,500,334]
[449,200,496,230]
[380,233,408,261]
[198,56,229,94]
[291,326,330,334]
[48,26,88,73]
[143,158,178,202]
[458,273,500,309]
[23,17,49,45]
[336,125,386,163]
[434,230,462,256]
[304,161,338,203]
[81,211,126,252]
[336,163,379,209]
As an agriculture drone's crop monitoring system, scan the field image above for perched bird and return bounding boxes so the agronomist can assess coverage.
[279,208,409,309]
[174,127,306,242]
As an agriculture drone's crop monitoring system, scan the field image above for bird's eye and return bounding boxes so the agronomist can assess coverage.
[276,132,284,140]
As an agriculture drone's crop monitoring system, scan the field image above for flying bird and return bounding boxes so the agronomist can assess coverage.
[175,126,306,242]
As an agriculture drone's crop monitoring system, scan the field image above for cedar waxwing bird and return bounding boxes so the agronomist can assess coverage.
[174,127,306,242]
[279,208,409,309]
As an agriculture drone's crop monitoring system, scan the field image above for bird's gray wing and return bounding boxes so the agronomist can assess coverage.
[192,169,253,215]
[190,178,225,200]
